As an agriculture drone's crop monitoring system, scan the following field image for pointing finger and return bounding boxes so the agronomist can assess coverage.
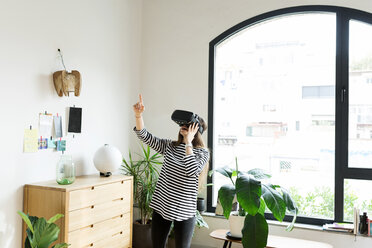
[139,94,143,104]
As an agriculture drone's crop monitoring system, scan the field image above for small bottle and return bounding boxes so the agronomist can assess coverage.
[56,154,75,185]
[359,212,368,235]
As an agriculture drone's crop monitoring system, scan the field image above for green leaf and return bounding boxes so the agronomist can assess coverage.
[195,210,209,229]
[24,235,32,248]
[236,174,261,216]
[218,184,236,219]
[241,213,268,248]
[33,218,60,248]
[47,214,64,224]
[216,166,234,178]
[285,208,298,232]
[261,183,286,222]
[280,187,298,231]
[26,216,38,248]
[18,211,34,234]
[257,198,266,216]
[247,168,271,179]
[281,187,297,212]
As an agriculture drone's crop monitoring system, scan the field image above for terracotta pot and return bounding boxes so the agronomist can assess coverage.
[133,220,152,248]
[229,213,245,238]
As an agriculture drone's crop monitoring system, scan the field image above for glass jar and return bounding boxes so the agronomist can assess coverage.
[56,154,75,185]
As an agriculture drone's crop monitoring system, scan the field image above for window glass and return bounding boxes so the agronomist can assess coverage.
[344,179,372,221]
[213,13,336,219]
[348,20,372,168]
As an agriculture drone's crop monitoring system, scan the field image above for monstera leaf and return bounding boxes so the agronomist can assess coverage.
[18,211,69,248]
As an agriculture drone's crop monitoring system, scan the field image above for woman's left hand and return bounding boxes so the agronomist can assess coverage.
[182,123,199,144]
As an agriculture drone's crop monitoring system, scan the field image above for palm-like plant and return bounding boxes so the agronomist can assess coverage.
[216,158,298,248]
[121,144,162,224]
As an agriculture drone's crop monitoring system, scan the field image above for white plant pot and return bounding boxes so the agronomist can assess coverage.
[229,213,245,238]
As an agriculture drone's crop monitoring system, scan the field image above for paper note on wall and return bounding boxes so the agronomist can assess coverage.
[48,138,56,149]
[39,113,53,138]
[38,137,48,150]
[24,129,38,153]
[54,116,63,138]
[56,139,66,152]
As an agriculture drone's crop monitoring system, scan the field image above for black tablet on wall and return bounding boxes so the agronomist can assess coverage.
[68,107,82,133]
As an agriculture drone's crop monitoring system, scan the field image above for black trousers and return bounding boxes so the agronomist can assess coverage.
[151,211,196,248]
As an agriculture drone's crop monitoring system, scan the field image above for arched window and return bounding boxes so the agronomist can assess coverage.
[208,6,372,225]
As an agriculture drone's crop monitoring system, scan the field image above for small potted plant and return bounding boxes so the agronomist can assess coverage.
[216,158,298,248]
[18,211,69,248]
[121,144,162,248]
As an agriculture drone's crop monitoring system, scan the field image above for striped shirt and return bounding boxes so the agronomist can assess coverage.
[134,127,209,221]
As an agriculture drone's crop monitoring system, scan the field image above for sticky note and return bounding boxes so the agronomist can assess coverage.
[24,129,38,153]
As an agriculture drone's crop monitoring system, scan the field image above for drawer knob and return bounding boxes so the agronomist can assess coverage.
[121,181,124,184]
[91,224,94,228]
[120,214,123,218]
[121,197,124,201]
[90,243,93,246]
[91,205,94,209]
[91,186,95,190]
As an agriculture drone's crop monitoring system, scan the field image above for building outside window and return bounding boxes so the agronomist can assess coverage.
[208,6,372,224]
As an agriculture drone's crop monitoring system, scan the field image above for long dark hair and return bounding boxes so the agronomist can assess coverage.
[172,116,209,192]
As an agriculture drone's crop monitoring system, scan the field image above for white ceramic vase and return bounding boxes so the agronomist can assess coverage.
[229,212,245,238]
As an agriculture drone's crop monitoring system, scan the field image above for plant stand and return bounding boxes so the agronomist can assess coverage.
[210,229,242,248]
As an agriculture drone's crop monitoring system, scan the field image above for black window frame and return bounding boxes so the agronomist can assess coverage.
[207,5,372,226]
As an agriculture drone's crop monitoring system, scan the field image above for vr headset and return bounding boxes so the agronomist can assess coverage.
[171,110,204,134]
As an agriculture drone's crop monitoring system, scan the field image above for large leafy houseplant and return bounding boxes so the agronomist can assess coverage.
[217,158,298,248]
[120,144,162,225]
[18,211,69,248]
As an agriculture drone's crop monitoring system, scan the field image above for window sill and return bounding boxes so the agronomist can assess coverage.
[200,212,371,238]
[201,212,323,231]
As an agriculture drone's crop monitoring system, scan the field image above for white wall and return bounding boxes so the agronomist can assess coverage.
[0,0,142,247]
[140,0,372,247]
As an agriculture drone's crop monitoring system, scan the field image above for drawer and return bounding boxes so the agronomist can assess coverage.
[81,230,130,248]
[68,213,130,248]
[69,180,131,211]
[69,197,130,231]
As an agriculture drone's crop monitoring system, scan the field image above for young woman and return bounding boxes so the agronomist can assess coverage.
[133,94,209,248]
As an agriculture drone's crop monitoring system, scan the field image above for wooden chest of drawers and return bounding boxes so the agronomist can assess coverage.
[22,175,133,248]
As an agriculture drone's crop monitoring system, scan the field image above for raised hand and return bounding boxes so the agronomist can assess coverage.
[181,122,199,144]
[133,94,145,117]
